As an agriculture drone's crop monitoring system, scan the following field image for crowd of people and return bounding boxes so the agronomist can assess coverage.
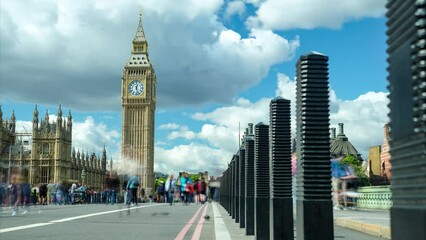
[0,171,211,216]
[154,172,209,206]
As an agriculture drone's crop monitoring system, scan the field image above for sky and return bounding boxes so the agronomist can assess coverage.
[0,0,389,177]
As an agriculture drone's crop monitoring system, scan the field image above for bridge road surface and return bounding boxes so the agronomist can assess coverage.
[0,203,215,240]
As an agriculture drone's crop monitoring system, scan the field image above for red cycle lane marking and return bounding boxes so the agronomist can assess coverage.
[191,204,209,240]
[175,204,207,240]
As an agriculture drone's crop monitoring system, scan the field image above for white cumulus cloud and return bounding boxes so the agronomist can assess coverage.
[154,143,228,177]
[158,73,389,177]
[247,0,386,30]
[158,123,180,130]
[1,0,299,110]
[70,117,120,163]
[224,1,247,18]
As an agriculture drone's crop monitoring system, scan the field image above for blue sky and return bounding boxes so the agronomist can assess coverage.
[0,0,389,177]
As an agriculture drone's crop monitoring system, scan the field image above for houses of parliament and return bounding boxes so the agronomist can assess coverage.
[1,11,155,191]
[0,105,111,189]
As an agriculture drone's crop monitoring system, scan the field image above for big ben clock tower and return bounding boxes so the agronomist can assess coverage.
[122,11,156,193]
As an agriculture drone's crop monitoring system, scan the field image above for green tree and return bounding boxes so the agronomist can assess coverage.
[154,177,166,192]
[341,155,369,186]
[190,174,199,183]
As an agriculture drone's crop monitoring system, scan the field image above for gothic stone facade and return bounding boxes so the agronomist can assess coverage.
[121,13,156,193]
[0,105,107,189]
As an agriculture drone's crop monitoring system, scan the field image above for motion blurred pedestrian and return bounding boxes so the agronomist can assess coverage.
[10,173,22,216]
[38,183,47,205]
[126,175,140,206]
[47,180,55,205]
[165,174,176,205]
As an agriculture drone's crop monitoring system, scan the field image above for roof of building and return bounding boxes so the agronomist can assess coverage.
[330,123,362,160]
[133,13,146,43]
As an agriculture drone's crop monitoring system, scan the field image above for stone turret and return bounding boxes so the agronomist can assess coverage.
[102,146,107,171]
[56,105,63,137]
[57,105,62,129]
[78,150,82,167]
[10,110,16,133]
[33,105,39,132]
[67,110,72,133]
[81,152,86,168]
[44,110,50,132]
[86,151,90,169]
[91,152,95,169]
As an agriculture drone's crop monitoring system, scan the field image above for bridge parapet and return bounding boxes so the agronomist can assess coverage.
[356,186,392,210]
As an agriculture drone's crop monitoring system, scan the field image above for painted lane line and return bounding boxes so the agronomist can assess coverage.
[175,204,207,240]
[0,223,54,234]
[212,202,231,240]
[0,204,163,234]
[50,204,160,223]
[191,204,209,240]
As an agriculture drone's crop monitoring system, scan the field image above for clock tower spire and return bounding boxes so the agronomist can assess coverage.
[121,11,157,194]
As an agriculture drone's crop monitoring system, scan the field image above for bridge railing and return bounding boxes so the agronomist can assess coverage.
[356,186,392,210]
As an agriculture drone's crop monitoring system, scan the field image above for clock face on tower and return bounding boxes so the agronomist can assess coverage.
[128,80,144,96]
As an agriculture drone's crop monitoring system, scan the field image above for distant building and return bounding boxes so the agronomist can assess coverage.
[380,124,391,179]
[121,12,157,193]
[330,123,362,160]
[367,145,382,177]
[0,105,108,189]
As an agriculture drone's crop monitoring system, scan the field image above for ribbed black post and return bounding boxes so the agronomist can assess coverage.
[220,168,227,211]
[387,1,426,239]
[222,167,229,212]
[239,147,246,228]
[231,158,235,219]
[295,52,333,240]
[254,123,270,240]
[234,154,240,223]
[226,164,231,213]
[226,163,232,212]
[245,126,255,236]
[269,97,293,240]
[227,164,231,213]
[220,170,223,207]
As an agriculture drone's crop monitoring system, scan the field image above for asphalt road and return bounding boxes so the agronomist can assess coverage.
[0,203,215,240]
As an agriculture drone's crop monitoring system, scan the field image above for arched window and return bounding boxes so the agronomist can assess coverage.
[43,144,49,154]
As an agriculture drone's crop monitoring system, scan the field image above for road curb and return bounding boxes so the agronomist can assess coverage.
[335,218,390,239]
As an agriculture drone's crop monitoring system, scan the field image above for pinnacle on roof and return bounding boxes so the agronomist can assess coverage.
[11,110,15,121]
[58,104,62,118]
[133,10,146,43]
[34,104,38,116]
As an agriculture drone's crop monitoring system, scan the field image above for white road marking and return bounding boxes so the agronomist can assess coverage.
[0,204,164,234]
[212,202,232,240]
[0,223,54,233]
